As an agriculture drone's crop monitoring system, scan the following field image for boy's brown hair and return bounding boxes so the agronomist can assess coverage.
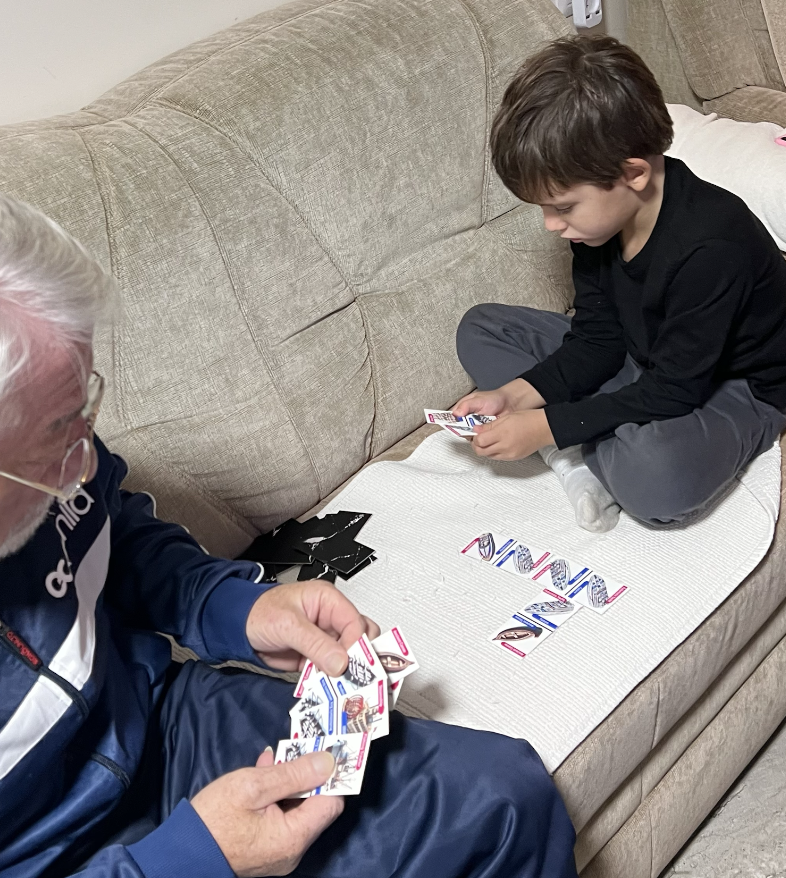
[491,34,673,202]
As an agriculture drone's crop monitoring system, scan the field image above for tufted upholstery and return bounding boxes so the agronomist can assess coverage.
[0,0,574,556]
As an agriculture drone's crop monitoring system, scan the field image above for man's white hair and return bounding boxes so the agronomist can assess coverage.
[0,193,117,407]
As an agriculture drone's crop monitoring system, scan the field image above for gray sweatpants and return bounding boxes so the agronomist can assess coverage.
[456,304,786,525]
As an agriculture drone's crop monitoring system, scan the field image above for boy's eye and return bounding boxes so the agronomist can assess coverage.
[556,206,572,214]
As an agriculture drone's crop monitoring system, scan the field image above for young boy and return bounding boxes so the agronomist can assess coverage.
[454,34,786,533]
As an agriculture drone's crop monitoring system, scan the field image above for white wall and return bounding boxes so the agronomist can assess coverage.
[0,0,287,125]
[1,0,627,127]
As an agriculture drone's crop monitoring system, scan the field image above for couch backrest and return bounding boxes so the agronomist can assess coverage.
[0,0,573,556]
[629,0,786,125]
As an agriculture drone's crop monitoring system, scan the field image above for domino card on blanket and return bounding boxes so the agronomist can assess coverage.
[460,531,629,657]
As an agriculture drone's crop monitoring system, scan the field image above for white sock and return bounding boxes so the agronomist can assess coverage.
[538,444,621,533]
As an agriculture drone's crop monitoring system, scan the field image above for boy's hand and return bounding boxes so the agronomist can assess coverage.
[471,409,554,461]
[453,379,546,418]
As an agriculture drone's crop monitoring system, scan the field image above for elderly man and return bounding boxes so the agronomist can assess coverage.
[0,194,577,878]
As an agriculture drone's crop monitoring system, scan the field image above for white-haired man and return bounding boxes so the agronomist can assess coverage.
[0,194,577,878]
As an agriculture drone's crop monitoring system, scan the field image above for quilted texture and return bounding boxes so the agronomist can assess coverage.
[628,0,786,123]
[0,0,573,556]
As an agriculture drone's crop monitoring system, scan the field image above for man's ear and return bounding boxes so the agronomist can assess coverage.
[620,158,652,192]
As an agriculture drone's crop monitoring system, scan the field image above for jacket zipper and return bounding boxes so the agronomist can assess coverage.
[0,618,90,719]
[0,617,132,790]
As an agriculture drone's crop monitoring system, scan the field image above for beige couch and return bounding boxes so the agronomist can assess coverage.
[0,0,784,875]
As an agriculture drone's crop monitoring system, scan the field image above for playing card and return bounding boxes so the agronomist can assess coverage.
[333,633,387,692]
[339,553,376,580]
[310,531,375,576]
[493,540,552,577]
[567,573,628,614]
[295,634,387,702]
[489,612,552,658]
[371,627,419,705]
[460,532,517,564]
[530,555,592,593]
[292,511,372,558]
[236,519,312,567]
[274,732,371,797]
[290,674,340,737]
[424,409,496,437]
[338,678,389,739]
[297,560,338,583]
[521,588,580,631]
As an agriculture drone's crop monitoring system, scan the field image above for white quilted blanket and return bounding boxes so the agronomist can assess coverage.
[321,431,781,772]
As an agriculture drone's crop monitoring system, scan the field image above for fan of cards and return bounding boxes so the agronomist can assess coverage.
[424,409,496,437]
[274,627,419,797]
[461,532,629,660]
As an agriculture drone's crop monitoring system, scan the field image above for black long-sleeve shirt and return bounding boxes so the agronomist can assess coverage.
[522,157,786,449]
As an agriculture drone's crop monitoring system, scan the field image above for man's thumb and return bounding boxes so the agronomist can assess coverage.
[255,751,336,804]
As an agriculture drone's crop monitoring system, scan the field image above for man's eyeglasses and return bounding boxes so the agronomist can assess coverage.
[0,371,105,503]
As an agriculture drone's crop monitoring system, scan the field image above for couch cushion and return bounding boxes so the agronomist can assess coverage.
[659,0,784,100]
[704,84,786,125]
[0,0,574,556]
[762,0,786,84]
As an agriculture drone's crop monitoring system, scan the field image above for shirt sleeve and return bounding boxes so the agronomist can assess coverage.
[72,800,233,878]
[520,242,628,406]
[545,241,751,448]
[98,440,275,665]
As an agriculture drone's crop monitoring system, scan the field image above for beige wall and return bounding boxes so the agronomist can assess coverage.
[1,0,627,126]
[0,0,287,125]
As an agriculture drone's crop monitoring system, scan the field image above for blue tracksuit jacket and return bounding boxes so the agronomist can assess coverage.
[0,437,271,878]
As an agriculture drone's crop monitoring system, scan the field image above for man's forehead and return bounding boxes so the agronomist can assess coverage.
[16,342,91,430]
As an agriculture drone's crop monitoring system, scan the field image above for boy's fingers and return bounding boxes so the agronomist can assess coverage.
[452,396,477,417]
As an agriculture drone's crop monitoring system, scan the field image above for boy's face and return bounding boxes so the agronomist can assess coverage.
[536,176,642,247]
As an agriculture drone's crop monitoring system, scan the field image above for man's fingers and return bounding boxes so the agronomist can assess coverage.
[256,746,274,768]
[362,614,381,641]
[283,794,345,852]
[307,584,378,673]
[285,614,350,677]
[248,752,337,807]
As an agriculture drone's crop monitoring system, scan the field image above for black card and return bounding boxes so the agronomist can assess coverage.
[297,561,338,584]
[340,553,376,580]
[236,519,312,566]
[310,530,375,576]
[293,511,372,557]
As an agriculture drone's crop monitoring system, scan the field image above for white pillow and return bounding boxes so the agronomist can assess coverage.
[666,103,786,251]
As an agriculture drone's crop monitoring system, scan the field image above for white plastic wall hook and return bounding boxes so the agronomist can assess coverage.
[550,0,574,16]
[573,0,602,28]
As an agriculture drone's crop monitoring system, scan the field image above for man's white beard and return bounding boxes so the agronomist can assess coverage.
[0,496,54,560]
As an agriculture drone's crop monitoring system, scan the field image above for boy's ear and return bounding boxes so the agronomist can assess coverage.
[620,158,652,192]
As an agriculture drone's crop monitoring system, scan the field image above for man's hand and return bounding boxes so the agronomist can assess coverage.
[246,580,380,677]
[453,378,546,419]
[471,409,554,461]
[191,748,342,878]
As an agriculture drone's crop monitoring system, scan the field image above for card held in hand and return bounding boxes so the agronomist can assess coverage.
[274,732,371,797]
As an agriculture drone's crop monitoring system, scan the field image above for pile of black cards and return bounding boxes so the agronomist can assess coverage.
[238,511,376,583]
[274,628,419,797]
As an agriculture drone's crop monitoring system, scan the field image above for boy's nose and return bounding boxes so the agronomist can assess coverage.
[543,214,567,233]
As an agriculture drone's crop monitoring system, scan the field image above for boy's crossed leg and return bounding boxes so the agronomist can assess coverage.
[456,303,785,530]
[457,303,621,532]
